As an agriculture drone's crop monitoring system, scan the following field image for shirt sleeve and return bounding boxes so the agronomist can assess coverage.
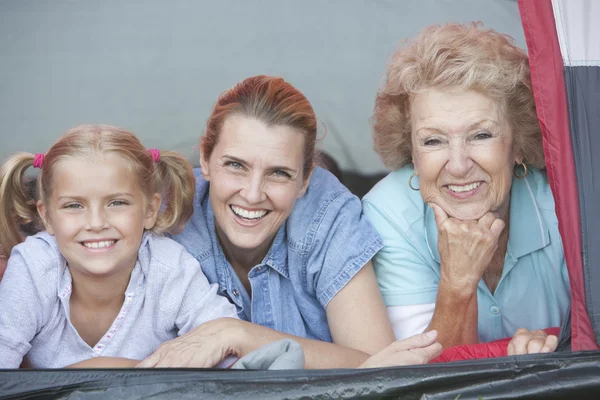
[387,304,435,340]
[304,192,384,307]
[157,244,239,336]
[0,243,56,368]
[363,199,440,306]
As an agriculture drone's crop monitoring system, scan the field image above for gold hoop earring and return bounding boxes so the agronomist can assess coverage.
[408,173,420,191]
[513,162,528,179]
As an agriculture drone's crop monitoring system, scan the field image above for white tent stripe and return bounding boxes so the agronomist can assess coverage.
[552,0,600,66]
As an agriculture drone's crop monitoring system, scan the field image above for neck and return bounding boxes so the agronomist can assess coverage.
[216,226,272,273]
[496,193,512,224]
[69,264,134,310]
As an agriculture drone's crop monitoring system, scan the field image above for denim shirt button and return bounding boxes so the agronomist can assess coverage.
[257,266,262,271]
[490,306,500,314]
[232,289,239,297]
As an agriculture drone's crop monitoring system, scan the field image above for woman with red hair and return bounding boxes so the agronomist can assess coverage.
[137,75,443,369]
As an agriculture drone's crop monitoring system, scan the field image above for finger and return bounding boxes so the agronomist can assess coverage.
[136,351,160,368]
[392,330,438,352]
[430,204,449,227]
[540,335,559,353]
[526,338,545,354]
[399,342,444,366]
[489,218,506,238]
[508,333,530,356]
[477,212,499,229]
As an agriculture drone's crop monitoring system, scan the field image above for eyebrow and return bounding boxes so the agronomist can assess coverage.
[222,155,298,175]
[57,192,135,201]
[416,119,501,135]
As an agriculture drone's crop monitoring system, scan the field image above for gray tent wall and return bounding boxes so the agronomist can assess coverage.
[0,0,525,176]
[553,0,600,346]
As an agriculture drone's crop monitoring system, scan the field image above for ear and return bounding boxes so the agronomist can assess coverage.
[412,156,419,176]
[297,170,313,198]
[515,154,523,165]
[199,143,211,182]
[36,200,54,235]
[143,193,162,230]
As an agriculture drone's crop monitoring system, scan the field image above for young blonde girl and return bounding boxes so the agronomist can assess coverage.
[0,124,238,368]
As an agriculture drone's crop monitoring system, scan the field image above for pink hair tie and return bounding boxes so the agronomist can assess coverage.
[33,153,45,169]
[148,148,160,163]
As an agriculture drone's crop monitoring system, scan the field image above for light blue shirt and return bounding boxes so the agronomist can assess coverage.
[363,166,570,342]
[0,232,238,368]
[172,167,383,342]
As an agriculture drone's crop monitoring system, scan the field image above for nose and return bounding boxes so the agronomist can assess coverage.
[86,206,109,231]
[444,140,474,177]
[239,174,267,204]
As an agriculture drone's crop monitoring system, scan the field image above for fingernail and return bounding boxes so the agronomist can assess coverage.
[425,330,437,339]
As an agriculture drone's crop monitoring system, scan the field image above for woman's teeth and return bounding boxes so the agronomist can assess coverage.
[82,240,116,249]
[231,205,268,220]
[448,182,481,193]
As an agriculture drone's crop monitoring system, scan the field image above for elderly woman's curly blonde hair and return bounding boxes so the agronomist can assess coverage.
[372,22,545,170]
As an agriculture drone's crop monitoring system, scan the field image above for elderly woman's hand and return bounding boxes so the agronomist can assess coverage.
[507,328,558,355]
[136,318,244,368]
[431,203,505,290]
[358,330,443,368]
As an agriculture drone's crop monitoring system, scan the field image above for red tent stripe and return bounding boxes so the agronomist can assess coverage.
[518,0,598,350]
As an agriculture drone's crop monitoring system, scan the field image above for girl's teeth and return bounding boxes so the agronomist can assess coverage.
[231,205,267,219]
[448,182,481,193]
[83,240,115,249]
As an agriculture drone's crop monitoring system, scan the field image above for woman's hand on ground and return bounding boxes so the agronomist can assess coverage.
[136,318,245,368]
[507,328,558,355]
[431,203,505,291]
[358,330,443,368]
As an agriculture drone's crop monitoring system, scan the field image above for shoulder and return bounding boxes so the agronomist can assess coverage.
[170,168,212,260]
[9,232,61,267]
[3,232,61,289]
[523,168,555,212]
[141,233,199,275]
[362,166,426,234]
[286,167,361,235]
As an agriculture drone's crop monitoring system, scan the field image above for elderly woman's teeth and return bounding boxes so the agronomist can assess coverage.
[231,205,268,219]
[448,182,481,193]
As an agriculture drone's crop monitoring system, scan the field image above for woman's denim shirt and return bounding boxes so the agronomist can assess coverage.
[172,167,383,342]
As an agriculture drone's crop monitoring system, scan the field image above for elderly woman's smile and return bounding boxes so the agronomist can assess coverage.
[411,88,518,221]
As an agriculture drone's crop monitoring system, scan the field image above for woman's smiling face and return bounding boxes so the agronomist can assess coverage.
[200,114,310,257]
[411,88,520,220]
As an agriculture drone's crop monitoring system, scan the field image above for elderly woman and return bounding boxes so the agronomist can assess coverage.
[130,75,442,369]
[363,23,570,355]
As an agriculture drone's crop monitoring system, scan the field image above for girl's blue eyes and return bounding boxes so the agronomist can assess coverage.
[62,200,128,209]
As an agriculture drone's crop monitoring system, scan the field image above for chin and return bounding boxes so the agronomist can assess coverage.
[445,206,489,221]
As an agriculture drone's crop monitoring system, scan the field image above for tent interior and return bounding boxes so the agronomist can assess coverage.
[2,0,600,398]
[0,0,527,196]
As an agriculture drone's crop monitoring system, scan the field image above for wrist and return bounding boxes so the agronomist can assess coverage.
[221,318,253,355]
[438,277,478,302]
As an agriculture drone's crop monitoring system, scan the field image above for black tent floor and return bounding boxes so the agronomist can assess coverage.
[1,351,600,399]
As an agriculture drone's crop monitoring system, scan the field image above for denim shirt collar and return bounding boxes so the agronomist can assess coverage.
[205,197,290,284]
[425,174,550,263]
